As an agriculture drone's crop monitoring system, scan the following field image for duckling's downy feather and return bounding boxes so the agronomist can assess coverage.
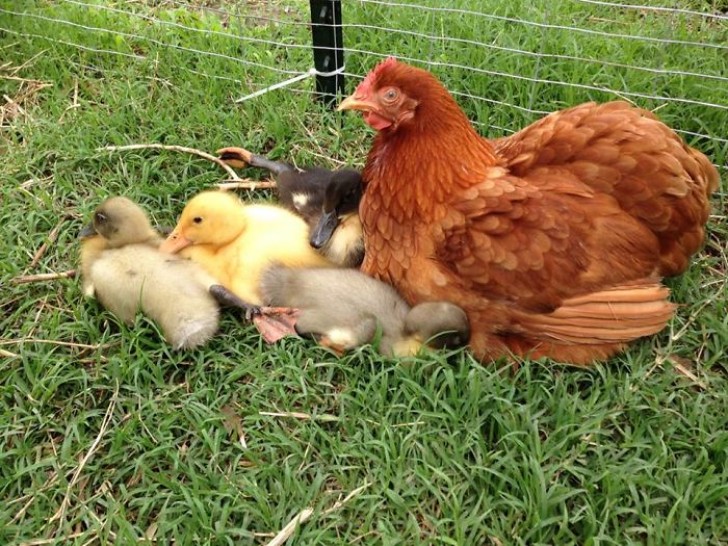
[317,212,364,268]
[89,244,219,349]
[162,191,332,304]
[81,197,220,350]
[259,266,469,356]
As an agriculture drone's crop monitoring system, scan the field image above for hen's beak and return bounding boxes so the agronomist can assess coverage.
[337,94,376,112]
[159,229,192,254]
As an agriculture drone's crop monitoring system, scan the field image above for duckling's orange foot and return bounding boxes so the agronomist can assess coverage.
[208,284,261,320]
[253,307,301,343]
[216,146,252,169]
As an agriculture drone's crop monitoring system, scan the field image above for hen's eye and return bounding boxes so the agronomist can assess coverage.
[193,216,203,224]
[94,212,107,224]
[382,88,398,102]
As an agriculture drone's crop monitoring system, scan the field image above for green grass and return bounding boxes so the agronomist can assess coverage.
[1,1,727,544]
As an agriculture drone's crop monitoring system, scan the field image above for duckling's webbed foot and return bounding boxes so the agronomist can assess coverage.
[253,307,300,343]
[209,284,262,321]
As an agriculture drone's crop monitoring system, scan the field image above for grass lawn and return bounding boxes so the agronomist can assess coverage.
[1,1,727,544]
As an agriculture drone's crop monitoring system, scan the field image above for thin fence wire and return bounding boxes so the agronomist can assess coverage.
[357,0,728,49]
[1,0,726,162]
[572,0,728,20]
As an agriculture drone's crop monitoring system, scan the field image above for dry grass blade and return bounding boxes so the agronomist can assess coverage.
[0,339,105,350]
[28,215,71,269]
[259,411,313,420]
[221,404,247,448]
[667,354,708,390]
[97,144,242,181]
[264,482,370,546]
[0,75,49,84]
[259,411,339,422]
[18,531,85,546]
[265,508,315,546]
[48,382,119,531]
[320,482,371,516]
[216,179,277,191]
[11,270,76,284]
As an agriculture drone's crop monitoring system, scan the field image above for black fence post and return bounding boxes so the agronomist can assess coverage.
[309,0,344,106]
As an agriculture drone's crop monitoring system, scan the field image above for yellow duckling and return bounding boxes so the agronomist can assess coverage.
[259,266,471,357]
[159,190,333,305]
[80,197,221,350]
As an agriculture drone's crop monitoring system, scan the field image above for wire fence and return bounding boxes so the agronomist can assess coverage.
[1,0,726,166]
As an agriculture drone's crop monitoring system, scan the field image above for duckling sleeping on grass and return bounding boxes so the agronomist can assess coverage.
[80,196,222,350]
[259,266,471,357]
[159,190,334,305]
[217,146,364,267]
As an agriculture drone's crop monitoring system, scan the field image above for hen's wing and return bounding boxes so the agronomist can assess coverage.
[431,169,675,348]
[434,167,661,311]
[494,101,718,275]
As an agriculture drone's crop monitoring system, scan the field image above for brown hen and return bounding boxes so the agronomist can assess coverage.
[338,58,718,366]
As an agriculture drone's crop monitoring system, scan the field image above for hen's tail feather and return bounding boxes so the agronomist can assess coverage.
[520,278,675,344]
[563,279,670,304]
[689,147,720,196]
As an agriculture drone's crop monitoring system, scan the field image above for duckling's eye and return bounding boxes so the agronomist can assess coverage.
[381,87,399,103]
[94,212,107,224]
[192,216,203,224]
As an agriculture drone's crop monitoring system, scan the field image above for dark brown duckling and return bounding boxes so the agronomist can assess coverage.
[309,169,364,268]
[217,146,364,267]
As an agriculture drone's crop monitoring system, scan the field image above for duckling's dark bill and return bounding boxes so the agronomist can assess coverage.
[79,221,98,238]
[310,209,339,249]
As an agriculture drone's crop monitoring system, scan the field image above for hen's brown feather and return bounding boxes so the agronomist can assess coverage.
[464,278,677,366]
[497,101,719,275]
[350,60,717,365]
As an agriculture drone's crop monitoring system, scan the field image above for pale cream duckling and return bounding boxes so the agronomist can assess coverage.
[259,266,471,357]
[159,190,333,305]
[80,196,222,350]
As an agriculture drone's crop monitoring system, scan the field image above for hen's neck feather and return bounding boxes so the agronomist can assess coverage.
[363,93,498,217]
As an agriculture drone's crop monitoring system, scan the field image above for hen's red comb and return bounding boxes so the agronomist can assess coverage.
[356,56,399,96]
